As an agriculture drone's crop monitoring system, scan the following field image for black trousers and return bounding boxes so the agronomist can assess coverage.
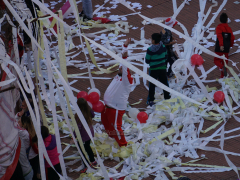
[29,155,40,180]
[10,161,25,180]
[47,163,62,180]
[166,51,178,76]
[149,69,170,101]
[78,140,95,167]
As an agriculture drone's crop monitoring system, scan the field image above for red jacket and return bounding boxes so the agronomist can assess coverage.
[216,23,235,47]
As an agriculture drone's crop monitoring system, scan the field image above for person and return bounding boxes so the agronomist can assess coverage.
[18,135,34,180]
[214,12,235,78]
[160,17,178,78]
[41,126,62,180]
[15,98,34,119]
[145,33,171,106]
[101,38,133,147]
[20,115,40,180]
[79,0,93,21]
[72,98,97,173]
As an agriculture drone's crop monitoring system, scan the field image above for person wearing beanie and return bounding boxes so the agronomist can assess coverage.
[101,38,133,147]
[214,12,235,78]
[145,33,171,107]
[160,17,178,78]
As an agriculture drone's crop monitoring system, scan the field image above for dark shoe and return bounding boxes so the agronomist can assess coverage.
[164,95,171,100]
[79,10,91,21]
[167,72,174,78]
[80,167,87,173]
[90,161,98,168]
[79,10,84,17]
[148,101,155,107]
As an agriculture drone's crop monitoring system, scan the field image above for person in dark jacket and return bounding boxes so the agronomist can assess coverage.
[145,33,171,107]
[72,98,97,173]
[160,17,178,78]
[214,13,235,78]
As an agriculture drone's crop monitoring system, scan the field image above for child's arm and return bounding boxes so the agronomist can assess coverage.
[145,48,151,64]
[122,38,133,85]
[72,115,82,139]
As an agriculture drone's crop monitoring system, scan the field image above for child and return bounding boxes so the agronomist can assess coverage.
[41,126,62,180]
[101,38,133,147]
[145,33,171,106]
[160,17,178,78]
[74,98,97,173]
[20,115,40,180]
[214,13,235,78]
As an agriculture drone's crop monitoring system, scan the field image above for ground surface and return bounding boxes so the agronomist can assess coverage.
[42,0,240,179]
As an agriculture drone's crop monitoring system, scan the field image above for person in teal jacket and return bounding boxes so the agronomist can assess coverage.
[145,33,171,106]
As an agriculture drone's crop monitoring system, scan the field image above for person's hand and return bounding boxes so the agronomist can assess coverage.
[220,46,224,51]
[118,66,122,75]
[18,109,25,117]
[172,40,177,44]
[122,51,128,57]
[124,38,131,46]
[21,101,28,112]
[161,29,166,34]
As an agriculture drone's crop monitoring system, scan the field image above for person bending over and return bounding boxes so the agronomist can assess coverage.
[101,38,133,147]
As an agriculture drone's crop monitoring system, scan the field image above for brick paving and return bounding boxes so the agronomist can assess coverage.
[43,0,240,179]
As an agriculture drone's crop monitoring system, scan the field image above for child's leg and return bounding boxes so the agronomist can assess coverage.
[47,164,62,180]
[101,106,114,137]
[84,140,95,162]
[77,142,89,167]
[214,57,224,69]
[29,155,40,180]
[214,52,228,78]
[82,0,93,19]
[108,109,127,147]
[147,70,151,104]
[158,70,171,99]
[115,110,127,147]
[168,55,175,76]
[148,70,158,102]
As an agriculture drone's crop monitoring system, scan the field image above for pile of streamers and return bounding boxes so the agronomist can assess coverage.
[1,0,240,179]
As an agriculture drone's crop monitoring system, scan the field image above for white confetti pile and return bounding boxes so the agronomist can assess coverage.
[0,0,240,180]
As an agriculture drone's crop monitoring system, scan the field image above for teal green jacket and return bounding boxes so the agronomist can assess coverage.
[145,43,168,70]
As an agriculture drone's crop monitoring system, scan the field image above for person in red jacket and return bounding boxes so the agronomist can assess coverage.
[41,126,62,180]
[214,13,235,78]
